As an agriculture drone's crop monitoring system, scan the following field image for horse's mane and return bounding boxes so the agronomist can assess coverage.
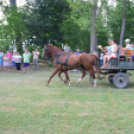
[48,44,62,52]
[48,45,71,55]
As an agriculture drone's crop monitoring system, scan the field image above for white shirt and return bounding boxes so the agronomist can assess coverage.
[126,44,132,50]
[14,55,21,63]
[33,51,39,59]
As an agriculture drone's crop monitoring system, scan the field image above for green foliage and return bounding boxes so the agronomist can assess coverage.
[0,4,30,53]
[1,0,134,53]
[48,63,54,67]
[108,0,134,46]
[25,0,71,46]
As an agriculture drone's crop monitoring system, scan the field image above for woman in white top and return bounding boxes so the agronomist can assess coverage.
[14,52,21,74]
[101,40,118,68]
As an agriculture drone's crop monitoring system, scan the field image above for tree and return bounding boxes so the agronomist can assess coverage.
[24,0,71,46]
[90,4,97,52]
[120,0,126,46]
[0,4,30,53]
[65,0,109,52]
[108,0,134,46]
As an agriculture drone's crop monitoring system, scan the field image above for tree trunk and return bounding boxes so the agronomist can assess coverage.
[90,5,97,53]
[119,0,126,46]
[9,0,16,6]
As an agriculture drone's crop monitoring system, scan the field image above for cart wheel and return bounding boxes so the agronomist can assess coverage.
[113,72,129,89]
[108,76,113,83]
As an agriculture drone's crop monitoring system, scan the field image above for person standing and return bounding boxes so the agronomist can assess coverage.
[3,53,10,73]
[23,49,31,73]
[15,52,22,74]
[32,49,40,70]
[7,51,12,67]
[12,52,16,71]
[0,50,4,71]
[76,48,82,55]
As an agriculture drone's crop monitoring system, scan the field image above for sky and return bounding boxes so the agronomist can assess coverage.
[0,0,26,20]
[1,0,26,7]
[0,0,116,21]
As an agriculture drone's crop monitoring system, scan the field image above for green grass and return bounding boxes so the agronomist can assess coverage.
[0,66,134,134]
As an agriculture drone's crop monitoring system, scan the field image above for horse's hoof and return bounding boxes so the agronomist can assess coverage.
[46,83,49,86]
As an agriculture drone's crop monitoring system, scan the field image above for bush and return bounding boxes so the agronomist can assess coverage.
[48,64,53,67]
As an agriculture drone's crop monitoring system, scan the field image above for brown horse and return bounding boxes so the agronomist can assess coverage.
[42,44,71,85]
[43,44,100,87]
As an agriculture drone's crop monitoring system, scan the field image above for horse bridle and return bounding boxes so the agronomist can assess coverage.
[44,46,49,52]
[44,45,51,59]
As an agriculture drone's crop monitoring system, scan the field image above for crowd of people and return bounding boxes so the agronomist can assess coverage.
[0,49,40,73]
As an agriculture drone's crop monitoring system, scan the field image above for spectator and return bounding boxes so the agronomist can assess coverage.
[32,49,40,70]
[3,53,10,73]
[7,51,12,67]
[12,52,16,71]
[74,51,76,55]
[69,50,73,54]
[23,49,31,73]
[0,49,4,71]
[93,51,98,57]
[76,48,82,55]
[83,51,86,54]
[15,52,22,74]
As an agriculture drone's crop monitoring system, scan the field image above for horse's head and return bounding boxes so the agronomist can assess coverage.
[43,44,51,59]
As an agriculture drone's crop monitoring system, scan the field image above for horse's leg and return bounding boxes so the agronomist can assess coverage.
[58,70,64,82]
[65,71,71,86]
[67,71,71,86]
[63,71,68,83]
[88,69,96,87]
[76,69,86,85]
[46,68,59,86]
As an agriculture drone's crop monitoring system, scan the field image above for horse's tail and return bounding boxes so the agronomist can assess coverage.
[93,56,101,80]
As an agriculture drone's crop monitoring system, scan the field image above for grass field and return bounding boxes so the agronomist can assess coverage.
[0,66,134,134]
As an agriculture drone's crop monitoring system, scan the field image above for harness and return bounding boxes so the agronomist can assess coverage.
[44,46,73,70]
[54,52,74,71]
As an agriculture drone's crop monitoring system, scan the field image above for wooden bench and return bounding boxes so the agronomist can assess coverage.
[120,49,134,61]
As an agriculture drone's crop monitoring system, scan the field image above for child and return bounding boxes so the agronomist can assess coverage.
[3,53,10,73]
[12,52,16,71]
